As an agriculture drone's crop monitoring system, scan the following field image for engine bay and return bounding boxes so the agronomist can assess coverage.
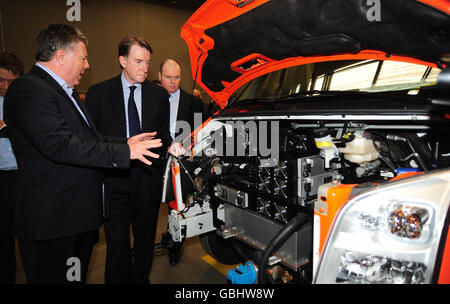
[166,116,450,283]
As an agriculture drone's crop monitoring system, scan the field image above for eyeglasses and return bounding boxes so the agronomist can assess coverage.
[0,77,16,85]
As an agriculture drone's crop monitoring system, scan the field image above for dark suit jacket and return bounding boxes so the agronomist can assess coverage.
[174,89,204,142]
[3,65,130,241]
[0,123,7,138]
[85,75,172,174]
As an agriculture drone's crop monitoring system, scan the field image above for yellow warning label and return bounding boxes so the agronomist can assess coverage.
[315,141,332,148]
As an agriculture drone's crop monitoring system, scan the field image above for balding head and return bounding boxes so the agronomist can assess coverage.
[159,59,181,94]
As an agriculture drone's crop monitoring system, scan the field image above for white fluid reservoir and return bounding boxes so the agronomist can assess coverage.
[338,131,379,164]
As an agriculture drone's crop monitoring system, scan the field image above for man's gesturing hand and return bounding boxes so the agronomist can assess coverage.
[128,135,162,166]
[128,132,157,144]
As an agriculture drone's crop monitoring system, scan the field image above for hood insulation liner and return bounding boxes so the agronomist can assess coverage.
[201,0,450,92]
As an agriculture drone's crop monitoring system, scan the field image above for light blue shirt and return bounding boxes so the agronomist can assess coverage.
[120,73,142,138]
[169,89,180,140]
[35,63,90,126]
[0,95,18,170]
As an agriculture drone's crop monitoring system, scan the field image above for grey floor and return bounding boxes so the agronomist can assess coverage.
[14,203,229,284]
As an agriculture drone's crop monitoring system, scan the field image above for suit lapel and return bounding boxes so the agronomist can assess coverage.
[176,90,188,123]
[33,66,74,105]
[141,80,155,131]
[71,91,92,125]
[111,75,127,138]
[32,66,92,129]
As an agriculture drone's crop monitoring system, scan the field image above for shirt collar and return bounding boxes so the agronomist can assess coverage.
[35,62,70,90]
[120,72,142,90]
[169,89,180,101]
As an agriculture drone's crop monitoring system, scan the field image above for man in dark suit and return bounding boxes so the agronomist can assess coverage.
[159,59,204,152]
[3,24,162,284]
[158,59,204,265]
[0,52,23,284]
[85,37,172,284]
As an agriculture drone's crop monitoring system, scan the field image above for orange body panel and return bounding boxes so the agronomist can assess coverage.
[418,0,450,13]
[438,225,450,284]
[315,183,357,256]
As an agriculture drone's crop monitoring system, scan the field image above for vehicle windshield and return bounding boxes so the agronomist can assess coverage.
[234,59,441,102]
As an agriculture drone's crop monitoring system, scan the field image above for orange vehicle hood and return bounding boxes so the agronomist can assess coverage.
[181,0,450,108]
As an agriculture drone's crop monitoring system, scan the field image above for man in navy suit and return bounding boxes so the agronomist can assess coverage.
[85,37,172,284]
[3,24,162,284]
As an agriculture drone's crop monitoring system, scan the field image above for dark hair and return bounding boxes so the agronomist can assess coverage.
[0,52,24,76]
[118,36,153,58]
[36,23,88,62]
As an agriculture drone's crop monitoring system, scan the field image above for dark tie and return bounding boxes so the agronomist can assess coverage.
[128,85,141,137]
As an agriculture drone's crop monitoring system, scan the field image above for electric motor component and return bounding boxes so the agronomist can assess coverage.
[297,155,338,206]
[211,158,222,175]
[257,198,272,217]
[214,184,249,208]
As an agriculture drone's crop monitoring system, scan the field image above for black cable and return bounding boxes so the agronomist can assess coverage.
[176,156,198,192]
[257,212,310,284]
[386,134,429,172]
[379,154,396,172]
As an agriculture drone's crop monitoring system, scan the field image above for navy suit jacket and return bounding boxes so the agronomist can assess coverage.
[85,75,171,173]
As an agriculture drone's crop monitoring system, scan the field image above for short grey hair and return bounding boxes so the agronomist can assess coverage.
[36,23,88,62]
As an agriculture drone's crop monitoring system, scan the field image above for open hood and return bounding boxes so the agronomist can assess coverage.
[181,0,450,108]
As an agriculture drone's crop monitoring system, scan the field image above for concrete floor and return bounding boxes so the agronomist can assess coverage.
[14,203,230,284]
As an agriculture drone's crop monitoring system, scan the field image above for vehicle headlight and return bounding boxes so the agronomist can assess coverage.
[315,169,450,284]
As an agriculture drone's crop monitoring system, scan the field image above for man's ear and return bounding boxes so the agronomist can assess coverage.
[119,56,127,69]
[53,49,66,65]
[158,71,162,81]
